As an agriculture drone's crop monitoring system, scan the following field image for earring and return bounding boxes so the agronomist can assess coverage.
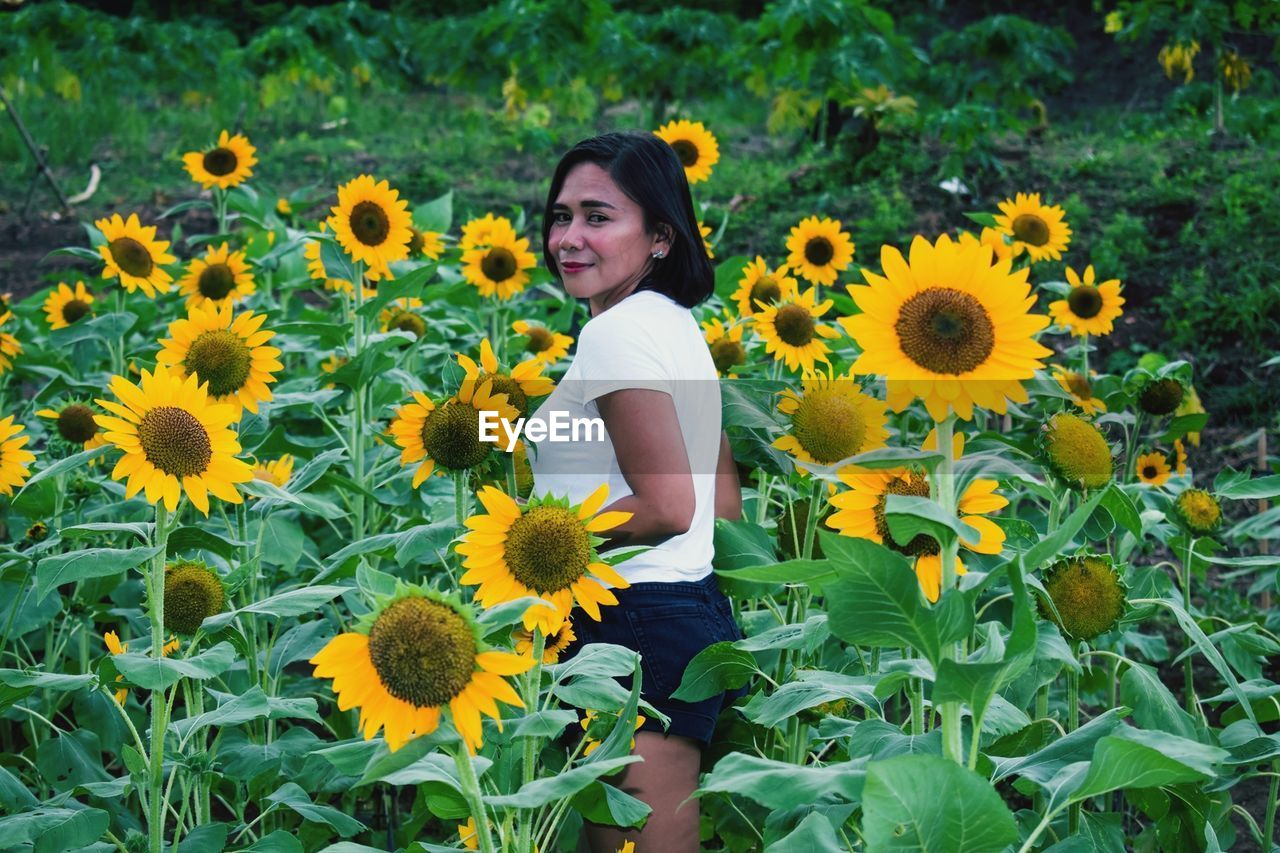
[651,251,665,259]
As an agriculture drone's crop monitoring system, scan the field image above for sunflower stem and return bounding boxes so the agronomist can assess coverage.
[516,628,545,853]
[932,414,965,765]
[351,260,367,544]
[1080,333,1090,377]
[214,187,227,236]
[1066,660,1081,834]
[455,472,469,529]
[451,743,497,853]
[1124,410,1145,483]
[1182,536,1198,716]
[147,502,174,853]
[1264,759,1278,852]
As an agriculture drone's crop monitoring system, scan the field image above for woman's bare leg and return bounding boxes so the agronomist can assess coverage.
[583,731,703,853]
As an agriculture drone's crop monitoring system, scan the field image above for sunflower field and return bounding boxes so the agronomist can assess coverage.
[2,1,1280,852]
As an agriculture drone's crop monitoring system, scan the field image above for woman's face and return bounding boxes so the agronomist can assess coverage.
[549,162,669,310]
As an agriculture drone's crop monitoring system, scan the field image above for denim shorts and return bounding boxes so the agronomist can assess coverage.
[560,572,748,746]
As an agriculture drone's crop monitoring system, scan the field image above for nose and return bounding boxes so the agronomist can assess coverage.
[556,217,585,253]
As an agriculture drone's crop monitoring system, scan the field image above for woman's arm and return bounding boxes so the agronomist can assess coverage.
[714,431,742,521]
[593,388,695,546]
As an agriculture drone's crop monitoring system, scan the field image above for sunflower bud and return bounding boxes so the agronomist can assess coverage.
[1138,377,1185,416]
[163,560,226,635]
[1040,555,1127,641]
[24,521,49,543]
[1039,412,1113,490]
[1171,488,1222,536]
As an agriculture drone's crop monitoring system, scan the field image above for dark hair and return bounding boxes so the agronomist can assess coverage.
[541,131,715,308]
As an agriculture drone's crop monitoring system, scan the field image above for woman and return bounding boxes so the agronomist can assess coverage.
[529,131,744,852]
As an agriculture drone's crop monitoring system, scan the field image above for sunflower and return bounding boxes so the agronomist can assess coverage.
[785,216,855,286]
[177,243,256,310]
[461,228,538,300]
[1039,411,1113,490]
[103,631,179,704]
[457,338,555,419]
[1159,41,1200,83]
[1050,365,1106,416]
[43,281,95,330]
[0,415,36,497]
[826,430,1007,602]
[654,119,720,184]
[514,619,576,664]
[511,320,573,366]
[702,314,746,378]
[1220,51,1252,92]
[460,213,513,251]
[1175,385,1206,447]
[328,175,413,276]
[699,220,715,259]
[0,312,22,375]
[1048,265,1124,337]
[36,402,107,450]
[310,586,534,753]
[841,235,1053,422]
[156,302,283,416]
[957,227,1013,264]
[276,198,293,216]
[1040,555,1126,641]
[95,213,177,298]
[1138,377,1184,416]
[305,221,388,292]
[408,227,445,260]
[163,560,226,635]
[93,363,254,515]
[457,485,633,634]
[1172,488,1222,536]
[388,382,518,486]
[182,130,258,190]
[993,193,1071,263]
[379,298,427,340]
[773,370,889,469]
[581,708,646,756]
[732,257,797,318]
[1134,451,1171,487]
[752,281,842,374]
[252,454,294,488]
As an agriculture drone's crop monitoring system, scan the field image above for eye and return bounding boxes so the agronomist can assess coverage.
[588,213,608,223]
[552,212,570,224]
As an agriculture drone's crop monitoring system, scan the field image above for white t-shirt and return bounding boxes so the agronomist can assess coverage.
[528,289,721,584]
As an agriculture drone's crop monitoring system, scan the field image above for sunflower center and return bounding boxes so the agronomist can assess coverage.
[138,406,212,477]
[895,288,995,375]
[1176,489,1221,532]
[774,303,816,347]
[389,311,426,339]
[421,401,490,471]
[710,338,746,374]
[670,139,700,168]
[503,506,591,593]
[791,390,868,464]
[163,562,225,635]
[1042,412,1112,490]
[481,247,518,282]
[1012,213,1050,246]
[57,404,99,444]
[1041,556,1125,641]
[368,597,478,708]
[750,276,783,308]
[525,326,554,353]
[804,237,835,267]
[350,200,391,247]
[1142,464,1159,480]
[197,263,236,300]
[201,147,238,177]
[185,330,253,398]
[481,373,529,417]
[1067,285,1103,319]
[874,473,938,556]
[108,237,155,278]
[1139,378,1184,415]
[61,299,92,324]
[408,228,425,256]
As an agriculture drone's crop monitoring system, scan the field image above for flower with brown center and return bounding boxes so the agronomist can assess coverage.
[95,213,177,298]
[182,129,258,190]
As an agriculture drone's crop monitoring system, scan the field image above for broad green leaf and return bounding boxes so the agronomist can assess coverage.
[49,311,137,345]
[36,545,162,597]
[484,756,641,808]
[168,526,244,561]
[1069,728,1228,802]
[1160,413,1209,442]
[0,807,110,853]
[179,823,230,853]
[509,710,579,739]
[884,494,979,551]
[734,614,828,653]
[171,686,273,742]
[0,765,37,811]
[356,267,433,320]
[715,558,835,587]
[1119,662,1199,740]
[201,585,348,631]
[765,812,840,852]
[991,707,1130,785]
[36,730,110,792]
[266,782,365,837]
[741,671,879,728]
[1099,484,1143,538]
[1215,472,1280,500]
[844,720,942,760]
[570,781,650,830]
[60,522,152,540]
[414,190,453,233]
[0,670,94,692]
[114,641,236,691]
[1021,487,1107,569]
[240,828,305,852]
[711,519,778,572]
[669,642,758,703]
[712,255,751,301]
[266,619,332,680]
[696,752,866,809]
[239,478,345,519]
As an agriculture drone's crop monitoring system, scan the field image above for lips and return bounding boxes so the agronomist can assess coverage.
[560,262,591,273]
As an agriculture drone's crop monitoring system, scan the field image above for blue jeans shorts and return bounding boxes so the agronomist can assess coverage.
[560,572,748,746]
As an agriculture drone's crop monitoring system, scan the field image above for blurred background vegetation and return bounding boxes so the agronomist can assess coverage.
[2,0,1278,427]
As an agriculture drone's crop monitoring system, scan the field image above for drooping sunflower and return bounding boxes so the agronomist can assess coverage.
[1138,377,1185,416]
[328,175,413,275]
[1158,41,1200,83]
[1134,451,1171,487]
[514,618,577,664]
[826,430,1007,602]
[156,302,283,416]
[752,281,842,374]
[461,228,538,300]
[511,320,573,366]
[93,363,254,515]
[1172,488,1222,536]
[957,227,1013,264]
[702,314,746,378]
[1048,265,1124,337]
[841,235,1053,422]
[177,243,256,310]
[388,382,519,486]
[1050,365,1107,416]
[773,370,889,469]
[1169,438,1188,477]
[457,485,633,634]
[182,129,258,190]
[1040,555,1126,641]
[252,454,294,488]
[457,338,555,419]
[733,257,797,319]
[785,216,856,286]
[1038,411,1113,490]
[654,119,720,184]
[36,402,107,450]
[379,297,427,340]
[0,312,22,375]
[43,281,95,330]
[95,213,177,298]
[0,415,36,497]
[408,227,445,260]
[310,586,534,753]
[163,560,226,635]
[993,193,1072,263]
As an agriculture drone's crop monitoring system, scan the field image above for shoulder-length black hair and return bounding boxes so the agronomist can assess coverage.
[541,131,715,309]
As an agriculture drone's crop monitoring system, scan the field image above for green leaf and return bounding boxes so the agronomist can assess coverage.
[1020,487,1107,570]
[49,311,137,346]
[696,752,866,809]
[0,807,110,853]
[884,494,979,551]
[240,829,305,852]
[861,754,1018,852]
[36,545,162,597]
[741,670,878,728]
[711,519,778,572]
[114,641,237,691]
[712,255,750,301]
[238,478,346,519]
[509,710,579,739]
[266,782,366,837]
[16,447,109,499]
[1160,413,1209,443]
[168,526,244,561]
[201,585,348,632]
[1069,728,1228,802]
[414,190,453,233]
[170,686,273,742]
[1215,472,1280,500]
[1099,484,1143,539]
[765,812,840,852]
[991,707,1130,785]
[669,642,758,703]
[570,781,651,830]
[178,822,229,853]
[963,211,999,227]
[60,521,153,540]
[484,756,641,808]
[1119,662,1199,740]
[715,558,835,587]
[36,730,110,792]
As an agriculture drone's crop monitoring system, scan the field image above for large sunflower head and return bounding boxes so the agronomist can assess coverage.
[457,338,555,420]
[177,243,257,310]
[654,119,720,184]
[95,213,177,298]
[841,234,1053,422]
[0,415,36,497]
[1050,365,1107,416]
[252,454,294,489]
[773,370,889,469]
[1171,488,1222,536]
[43,281,95,330]
[182,130,258,190]
[93,363,253,515]
[458,485,633,634]
[157,302,283,417]
[461,227,538,300]
[1039,411,1113,491]
[163,560,226,635]
[513,618,577,664]
[752,281,842,374]
[1040,555,1126,641]
[702,314,746,377]
[733,256,798,318]
[310,585,534,753]
[379,297,427,340]
[1138,377,1185,416]
[785,216,856,286]
[388,381,519,486]
[993,192,1072,263]
[36,401,107,450]
[328,175,413,275]
[1135,451,1172,487]
[511,320,573,366]
[1048,265,1124,337]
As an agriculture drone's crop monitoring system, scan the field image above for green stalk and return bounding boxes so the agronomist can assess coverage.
[1264,759,1278,852]
[1080,333,1090,377]
[350,261,367,543]
[931,415,964,764]
[1124,410,1145,483]
[146,502,174,853]
[455,472,469,529]
[516,629,546,853]
[1183,537,1198,716]
[214,187,227,236]
[1066,664,1080,834]
[452,744,497,853]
